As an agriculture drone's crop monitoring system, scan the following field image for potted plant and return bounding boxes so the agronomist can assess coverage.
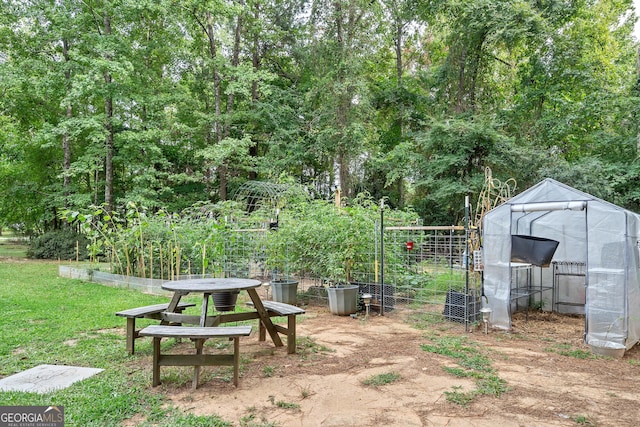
[270,276,299,305]
[274,196,377,315]
[265,216,299,305]
[326,283,359,315]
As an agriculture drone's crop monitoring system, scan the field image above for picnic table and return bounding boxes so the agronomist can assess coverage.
[122,278,304,388]
[160,278,283,347]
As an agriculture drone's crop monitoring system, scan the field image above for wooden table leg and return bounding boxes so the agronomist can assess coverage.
[152,337,161,386]
[125,317,136,354]
[247,289,283,347]
[161,292,184,325]
[193,338,204,390]
[200,293,210,327]
[287,314,297,354]
[233,336,240,386]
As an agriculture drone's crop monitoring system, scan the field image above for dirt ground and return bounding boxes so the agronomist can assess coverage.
[129,303,640,427]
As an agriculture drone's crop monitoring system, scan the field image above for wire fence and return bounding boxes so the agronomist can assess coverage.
[72,204,482,326]
[219,222,482,326]
[380,226,481,325]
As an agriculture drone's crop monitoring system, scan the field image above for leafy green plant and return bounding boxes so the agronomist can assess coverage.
[27,228,89,260]
[268,194,416,285]
[572,415,596,425]
[444,386,475,406]
[300,386,312,399]
[61,201,244,279]
[268,199,368,283]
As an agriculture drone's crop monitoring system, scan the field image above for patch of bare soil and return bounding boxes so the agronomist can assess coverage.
[132,306,640,427]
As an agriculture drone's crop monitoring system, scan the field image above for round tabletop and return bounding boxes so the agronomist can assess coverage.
[162,278,262,293]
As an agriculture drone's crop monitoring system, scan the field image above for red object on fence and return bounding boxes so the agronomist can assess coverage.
[406,241,414,250]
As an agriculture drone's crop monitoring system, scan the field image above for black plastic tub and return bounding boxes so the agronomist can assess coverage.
[443,290,480,323]
[510,235,559,267]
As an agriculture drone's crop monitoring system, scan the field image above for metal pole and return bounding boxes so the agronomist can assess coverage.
[584,204,589,342]
[374,219,379,283]
[465,195,470,332]
[380,199,385,316]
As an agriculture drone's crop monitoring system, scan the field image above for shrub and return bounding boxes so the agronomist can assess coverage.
[27,229,89,260]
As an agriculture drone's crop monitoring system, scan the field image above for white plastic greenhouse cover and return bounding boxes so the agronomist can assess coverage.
[482,178,640,353]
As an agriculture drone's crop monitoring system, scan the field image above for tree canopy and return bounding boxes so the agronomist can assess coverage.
[0,0,638,232]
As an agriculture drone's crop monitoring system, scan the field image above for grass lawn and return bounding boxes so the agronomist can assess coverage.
[0,260,233,426]
[0,235,28,258]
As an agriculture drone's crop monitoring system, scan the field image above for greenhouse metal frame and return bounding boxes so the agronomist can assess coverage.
[482,178,640,355]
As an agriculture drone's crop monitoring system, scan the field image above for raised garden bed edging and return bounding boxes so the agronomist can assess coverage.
[59,265,172,296]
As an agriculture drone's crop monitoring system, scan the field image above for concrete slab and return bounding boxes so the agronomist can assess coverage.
[0,364,103,393]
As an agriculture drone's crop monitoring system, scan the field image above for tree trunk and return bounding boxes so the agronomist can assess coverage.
[395,21,403,86]
[637,47,640,155]
[224,14,242,139]
[62,38,72,207]
[335,0,348,198]
[467,32,487,113]
[218,14,243,201]
[249,3,260,181]
[455,46,467,113]
[338,151,349,199]
[103,12,114,212]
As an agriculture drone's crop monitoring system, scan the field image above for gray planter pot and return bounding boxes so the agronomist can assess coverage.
[327,285,358,315]
[271,279,299,305]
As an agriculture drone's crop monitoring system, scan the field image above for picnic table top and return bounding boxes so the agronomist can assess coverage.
[162,278,262,294]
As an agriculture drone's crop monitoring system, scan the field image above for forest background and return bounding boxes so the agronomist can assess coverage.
[1,0,639,234]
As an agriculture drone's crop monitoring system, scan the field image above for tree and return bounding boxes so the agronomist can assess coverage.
[1,0,640,233]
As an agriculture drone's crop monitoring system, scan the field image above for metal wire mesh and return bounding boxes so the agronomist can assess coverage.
[381,226,481,323]
[220,221,481,324]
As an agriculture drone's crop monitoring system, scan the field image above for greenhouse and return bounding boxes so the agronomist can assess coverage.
[482,178,640,356]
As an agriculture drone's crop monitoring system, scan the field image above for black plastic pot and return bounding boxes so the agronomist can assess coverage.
[510,235,559,267]
[350,281,394,312]
[212,290,239,312]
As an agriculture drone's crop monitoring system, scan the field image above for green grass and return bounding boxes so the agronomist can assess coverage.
[0,259,498,425]
[274,400,300,410]
[0,237,28,258]
[362,371,401,387]
[239,411,277,427]
[421,335,508,406]
[545,343,597,359]
[572,414,597,425]
[0,260,229,426]
[296,336,334,359]
[406,312,450,329]
[262,366,275,377]
[137,408,232,426]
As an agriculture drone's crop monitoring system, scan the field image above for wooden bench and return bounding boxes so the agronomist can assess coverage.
[248,301,305,354]
[138,325,252,389]
[115,302,196,354]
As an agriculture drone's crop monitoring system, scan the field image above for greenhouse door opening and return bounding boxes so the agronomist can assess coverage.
[508,200,587,321]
